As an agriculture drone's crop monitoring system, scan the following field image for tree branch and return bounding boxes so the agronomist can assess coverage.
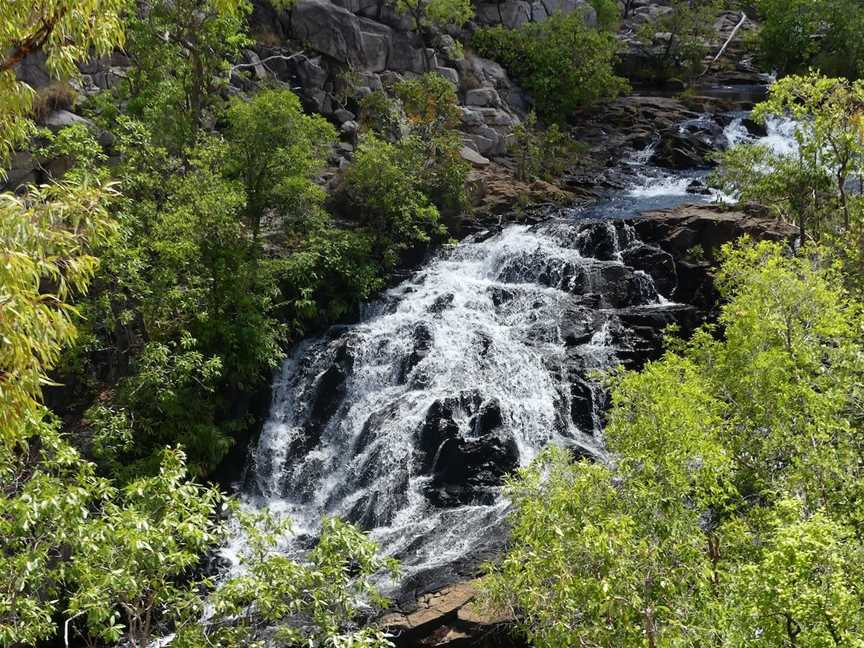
[0,9,68,72]
[698,12,747,80]
[228,52,308,82]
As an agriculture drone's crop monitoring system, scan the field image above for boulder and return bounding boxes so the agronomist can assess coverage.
[388,32,427,73]
[621,243,677,297]
[417,396,519,507]
[435,66,460,86]
[634,203,799,263]
[459,146,491,167]
[290,0,392,70]
[465,86,499,107]
[41,109,94,132]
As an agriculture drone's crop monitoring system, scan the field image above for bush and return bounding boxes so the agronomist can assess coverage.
[395,0,473,30]
[589,0,619,31]
[473,12,627,122]
[485,241,864,647]
[338,135,445,267]
[360,73,469,216]
[511,112,576,181]
[756,0,864,79]
[394,73,469,214]
[633,0,720,82]
[31,81,78,121]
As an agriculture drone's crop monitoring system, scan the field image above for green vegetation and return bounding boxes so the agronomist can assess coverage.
[756,0,864,79]
[712,73,864,281]
[485,240,864,646]
[0,0,124,171]
[2,1,463,645]
[121,0,251,146]
[590,0,620,32]
[633,0,720,82]
[511,112,576,181]
[473,12,628,122]
[395,0,474,30]
[10,0,864,646]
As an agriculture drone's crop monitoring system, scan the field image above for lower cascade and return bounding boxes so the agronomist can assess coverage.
[240,216,699,591]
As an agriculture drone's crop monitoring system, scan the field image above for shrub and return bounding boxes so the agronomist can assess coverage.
[394,72,462,137]
[633,0,720,82]
[511,112,576,181]
[358,90,406,141]
[394,73,469,214]
[31,81,78,121]
[589,0,619,31]
[756,0,864,79]
[473,12,627,123]
[338,135,445,267]
[395,0,473,30]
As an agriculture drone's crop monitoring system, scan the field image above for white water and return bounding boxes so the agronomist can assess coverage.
[229,97,802,590]
[238,219,670,585]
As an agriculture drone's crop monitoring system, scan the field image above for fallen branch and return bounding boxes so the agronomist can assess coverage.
[698,11,747,80]
[228,52,307,82]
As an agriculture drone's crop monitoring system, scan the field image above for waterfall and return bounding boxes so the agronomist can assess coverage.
[238,218,693,588]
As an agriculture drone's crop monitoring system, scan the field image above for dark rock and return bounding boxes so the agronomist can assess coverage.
[569,376,596,433]
[742,117,767,137]
[621,243,677,297]
[416,397,519,507]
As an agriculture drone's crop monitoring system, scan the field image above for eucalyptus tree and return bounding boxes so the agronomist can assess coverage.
[0,0,124,173]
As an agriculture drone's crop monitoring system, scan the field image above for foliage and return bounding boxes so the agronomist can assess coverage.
[0,179,117,645]
[0,0,124,174]
[511,112,575,181]
[394,0,473,30]
[359,90,406,141]
[633,0,720,82]
[66,448,225,648]
[121,0,251,146]
[224,89,336,239]
[485,240,864,646]
[756,0,864,79]
[590,0,620,31]
[711,73,864,283]
[473,12,627,122]
[394,73,469,215]
[179,512,397,648]
[65,127,283,478]
[338,135,445,267]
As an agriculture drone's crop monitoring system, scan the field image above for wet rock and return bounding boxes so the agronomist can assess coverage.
[417,397,519,507]
[634,203,799,263]
[584,263,658,309]
[569,376,597,433]
[742,117,767,137]
[621,243,677,297]
[428,292,455,315]
[400,322,434,383]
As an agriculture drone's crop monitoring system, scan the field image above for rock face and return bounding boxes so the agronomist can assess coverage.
[474,0,596,29]
[380,580,523,648]
[633,203,799,307]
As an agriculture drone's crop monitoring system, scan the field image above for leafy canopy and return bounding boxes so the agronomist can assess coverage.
[473,12,627,123]
[484,240,864,646]
[0,0,124,173]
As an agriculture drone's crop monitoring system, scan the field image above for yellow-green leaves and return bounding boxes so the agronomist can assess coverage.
[0,0,125,174]
[485,241,864,646]
[0,179,117,452]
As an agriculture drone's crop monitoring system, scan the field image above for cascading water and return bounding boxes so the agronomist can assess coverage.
[237,217,695,591]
